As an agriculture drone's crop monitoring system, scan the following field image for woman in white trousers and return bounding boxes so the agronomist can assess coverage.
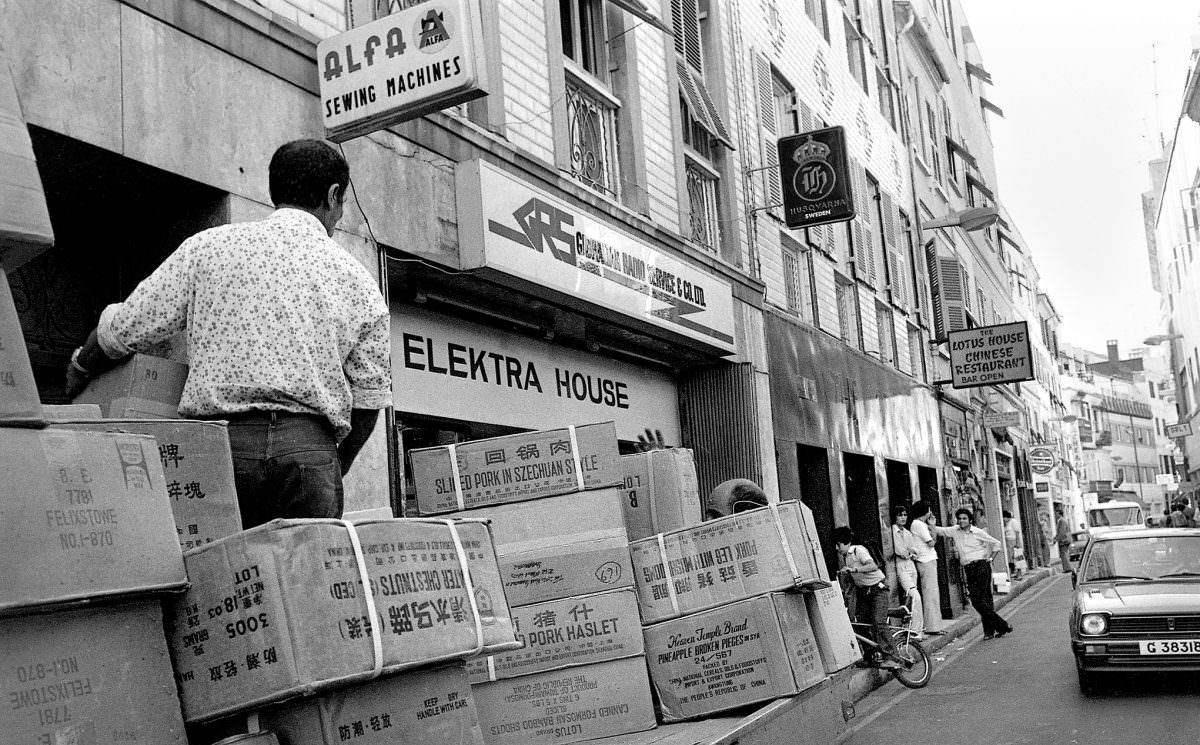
[907,501,946,635]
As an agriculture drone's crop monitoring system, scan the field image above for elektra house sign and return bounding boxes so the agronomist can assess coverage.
[455,160,737,354]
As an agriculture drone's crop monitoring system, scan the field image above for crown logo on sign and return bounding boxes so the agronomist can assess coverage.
[792,135,830,165]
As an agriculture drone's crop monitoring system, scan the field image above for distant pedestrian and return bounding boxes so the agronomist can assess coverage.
[908,501,946,635]
[834,526,897,668]
[1055,505,1074,576]
[933,509,1013,640]
[890,506,924,633]
[1003,510,1022,578]
[1184,497,1196,527]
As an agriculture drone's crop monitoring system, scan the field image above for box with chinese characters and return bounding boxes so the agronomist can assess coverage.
[164,518,520,722]
[466,588,643,683]
[0,600,187,744]
[409,422,621,514]
[643,591,826,722]
[472,656,656,745]
[628,501,828,624]
[617,448,703,541]
[451,488,634,606]
[0,427,187,615]
[53,419,241,549]
[257,663,483,745]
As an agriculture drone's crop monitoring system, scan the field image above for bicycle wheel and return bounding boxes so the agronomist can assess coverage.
[890,636,932,689]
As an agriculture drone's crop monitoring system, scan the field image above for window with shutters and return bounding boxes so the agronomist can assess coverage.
[843,15,867,91]
[908,325,926,382]
[560,0,622,198]
[876,303,896,366]
[925,102,942,182]
[781,232,816,325]
[837,274,863,349]
[875,68,896,130]
[804,0,830,41]
[756,57,793,219]
[851,169,879,288]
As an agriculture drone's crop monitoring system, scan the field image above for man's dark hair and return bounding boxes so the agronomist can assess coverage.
[833,526,856,545]
[955,508,975,523]
[269,139,350,209]
[910,500,932,520]
[891,505,909,522]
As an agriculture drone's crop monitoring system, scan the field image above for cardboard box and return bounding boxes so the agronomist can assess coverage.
[455,488,633,606]
[804,585,862,674]
[643,592,825,722]
[0,428,187,614]
[259,663,483,745]
[0,600,186,744]
[629,501,828,623]
[467,589,643,684]
[0,66,54,271]
[409,422,621,514]
[74,353,188,418]
[55,419,241,550]
[165,518,520,722]
[41,403,103,420]
[0,266,41,422]
[618,449,702,541]
[472,657,656,745]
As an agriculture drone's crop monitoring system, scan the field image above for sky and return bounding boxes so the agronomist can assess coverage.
[958,0,1199,357]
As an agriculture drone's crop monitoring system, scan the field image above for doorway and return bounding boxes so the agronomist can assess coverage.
[886,459,913,514]
[843,452,882,553]
[797,444,836,577]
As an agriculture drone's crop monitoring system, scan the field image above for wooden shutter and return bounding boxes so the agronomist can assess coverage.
[756,54,783,217]
[925,239,966,339]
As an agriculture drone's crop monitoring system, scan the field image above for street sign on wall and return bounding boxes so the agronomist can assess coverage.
[777,126,855,230]
[983,411,1022,429]
[318,0,489,142]
[1028,446,1057,474]
[947,321,1034,389]
[1166,421,1193,438]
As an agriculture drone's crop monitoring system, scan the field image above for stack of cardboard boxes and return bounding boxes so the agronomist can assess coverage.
[0,267,192,744]
[410,422,659,745]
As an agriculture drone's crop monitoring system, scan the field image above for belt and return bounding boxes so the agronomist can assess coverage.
[197,410,324,425]
[965,559,990,567]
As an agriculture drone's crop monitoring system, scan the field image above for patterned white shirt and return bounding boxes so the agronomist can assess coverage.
[97,209,392,440]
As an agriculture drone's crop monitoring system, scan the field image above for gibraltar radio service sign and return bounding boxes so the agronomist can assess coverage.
[777,125,855,230]
[317,0,488,142]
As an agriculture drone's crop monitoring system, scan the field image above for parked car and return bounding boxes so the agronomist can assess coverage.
[1069,528,1200,693]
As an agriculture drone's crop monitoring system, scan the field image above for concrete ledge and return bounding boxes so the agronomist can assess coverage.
[845,567,1056,701]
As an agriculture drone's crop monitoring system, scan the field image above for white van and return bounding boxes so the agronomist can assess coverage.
[1069,500,1146,562]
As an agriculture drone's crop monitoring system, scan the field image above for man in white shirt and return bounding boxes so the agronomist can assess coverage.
[66,140,392,528]
[933,508,1013,639]
[908,501,946,635]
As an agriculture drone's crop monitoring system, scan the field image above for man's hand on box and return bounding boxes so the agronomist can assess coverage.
[635,428,670,452]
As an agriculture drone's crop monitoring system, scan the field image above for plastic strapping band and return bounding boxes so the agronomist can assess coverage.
[646,453,658,532]
[341,520,383,679]
[486,656,498,682]
[442,519,485,655]
[448,443,466,511]
[568,425,584,491]
[246,712,261,733]
[769,503,800,581]
[657,533,680,616]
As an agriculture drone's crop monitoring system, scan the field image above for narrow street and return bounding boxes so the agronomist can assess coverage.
[840,575,1200,744]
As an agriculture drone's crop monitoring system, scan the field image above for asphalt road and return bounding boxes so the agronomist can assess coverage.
[838,574,1200,744]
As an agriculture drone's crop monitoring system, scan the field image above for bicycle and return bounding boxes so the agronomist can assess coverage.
[848,602,933,689]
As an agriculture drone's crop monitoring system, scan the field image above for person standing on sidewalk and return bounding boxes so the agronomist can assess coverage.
[1055,505,1074,576]
[1003,510,1022,579]
[908,501,946,635]
[932,508,1013,640]
[890,506,924,633]
[65,139,392,529]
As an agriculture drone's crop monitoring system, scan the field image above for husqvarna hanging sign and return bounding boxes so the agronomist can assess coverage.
[777,125,855,230]
[455,160,737,354]
[318,0,488,142]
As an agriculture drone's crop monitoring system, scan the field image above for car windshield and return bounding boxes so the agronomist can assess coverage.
[1087,507,1141,527]
[1081,535,1200,581]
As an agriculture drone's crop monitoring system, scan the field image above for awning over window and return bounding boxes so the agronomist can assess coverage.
[0,59,54,271]
[964,61,993,85]
[980,96,1005,117]
[675,59,735,149]
[609,0,673,35]
[966,173,995,203]
[946,136,978,169]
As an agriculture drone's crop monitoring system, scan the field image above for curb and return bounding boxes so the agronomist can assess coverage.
[844,567,1056,700]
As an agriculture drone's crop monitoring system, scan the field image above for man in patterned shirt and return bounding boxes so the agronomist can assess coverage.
[66,139,392,528]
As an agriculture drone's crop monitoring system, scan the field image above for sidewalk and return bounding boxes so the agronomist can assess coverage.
[842,566,1059,701]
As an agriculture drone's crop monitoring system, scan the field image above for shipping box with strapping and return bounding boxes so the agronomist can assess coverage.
[259,663,484,745]
[54,419,242,549]
[0,427,187,615]
[0,265,42,423]
[803,584,862,674]
[628,501,828,624]
[643,592,826,722]
[0,600,187,744]
[409,422,621,514]
[618,448,703,541]
[74,353,188,419]
[453,487,634,606]
[165,517,520,722]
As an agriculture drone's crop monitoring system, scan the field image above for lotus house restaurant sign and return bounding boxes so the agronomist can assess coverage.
[317,0,488,142]
[947,321,1034,389]
[455,160,737,354]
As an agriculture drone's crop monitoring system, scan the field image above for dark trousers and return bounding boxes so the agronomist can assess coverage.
[964,559,1011,636]
[856,582,894,655]
[221,412,344,529]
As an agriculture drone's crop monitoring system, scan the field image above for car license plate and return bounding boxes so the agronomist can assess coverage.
[1139,640,1200,655]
